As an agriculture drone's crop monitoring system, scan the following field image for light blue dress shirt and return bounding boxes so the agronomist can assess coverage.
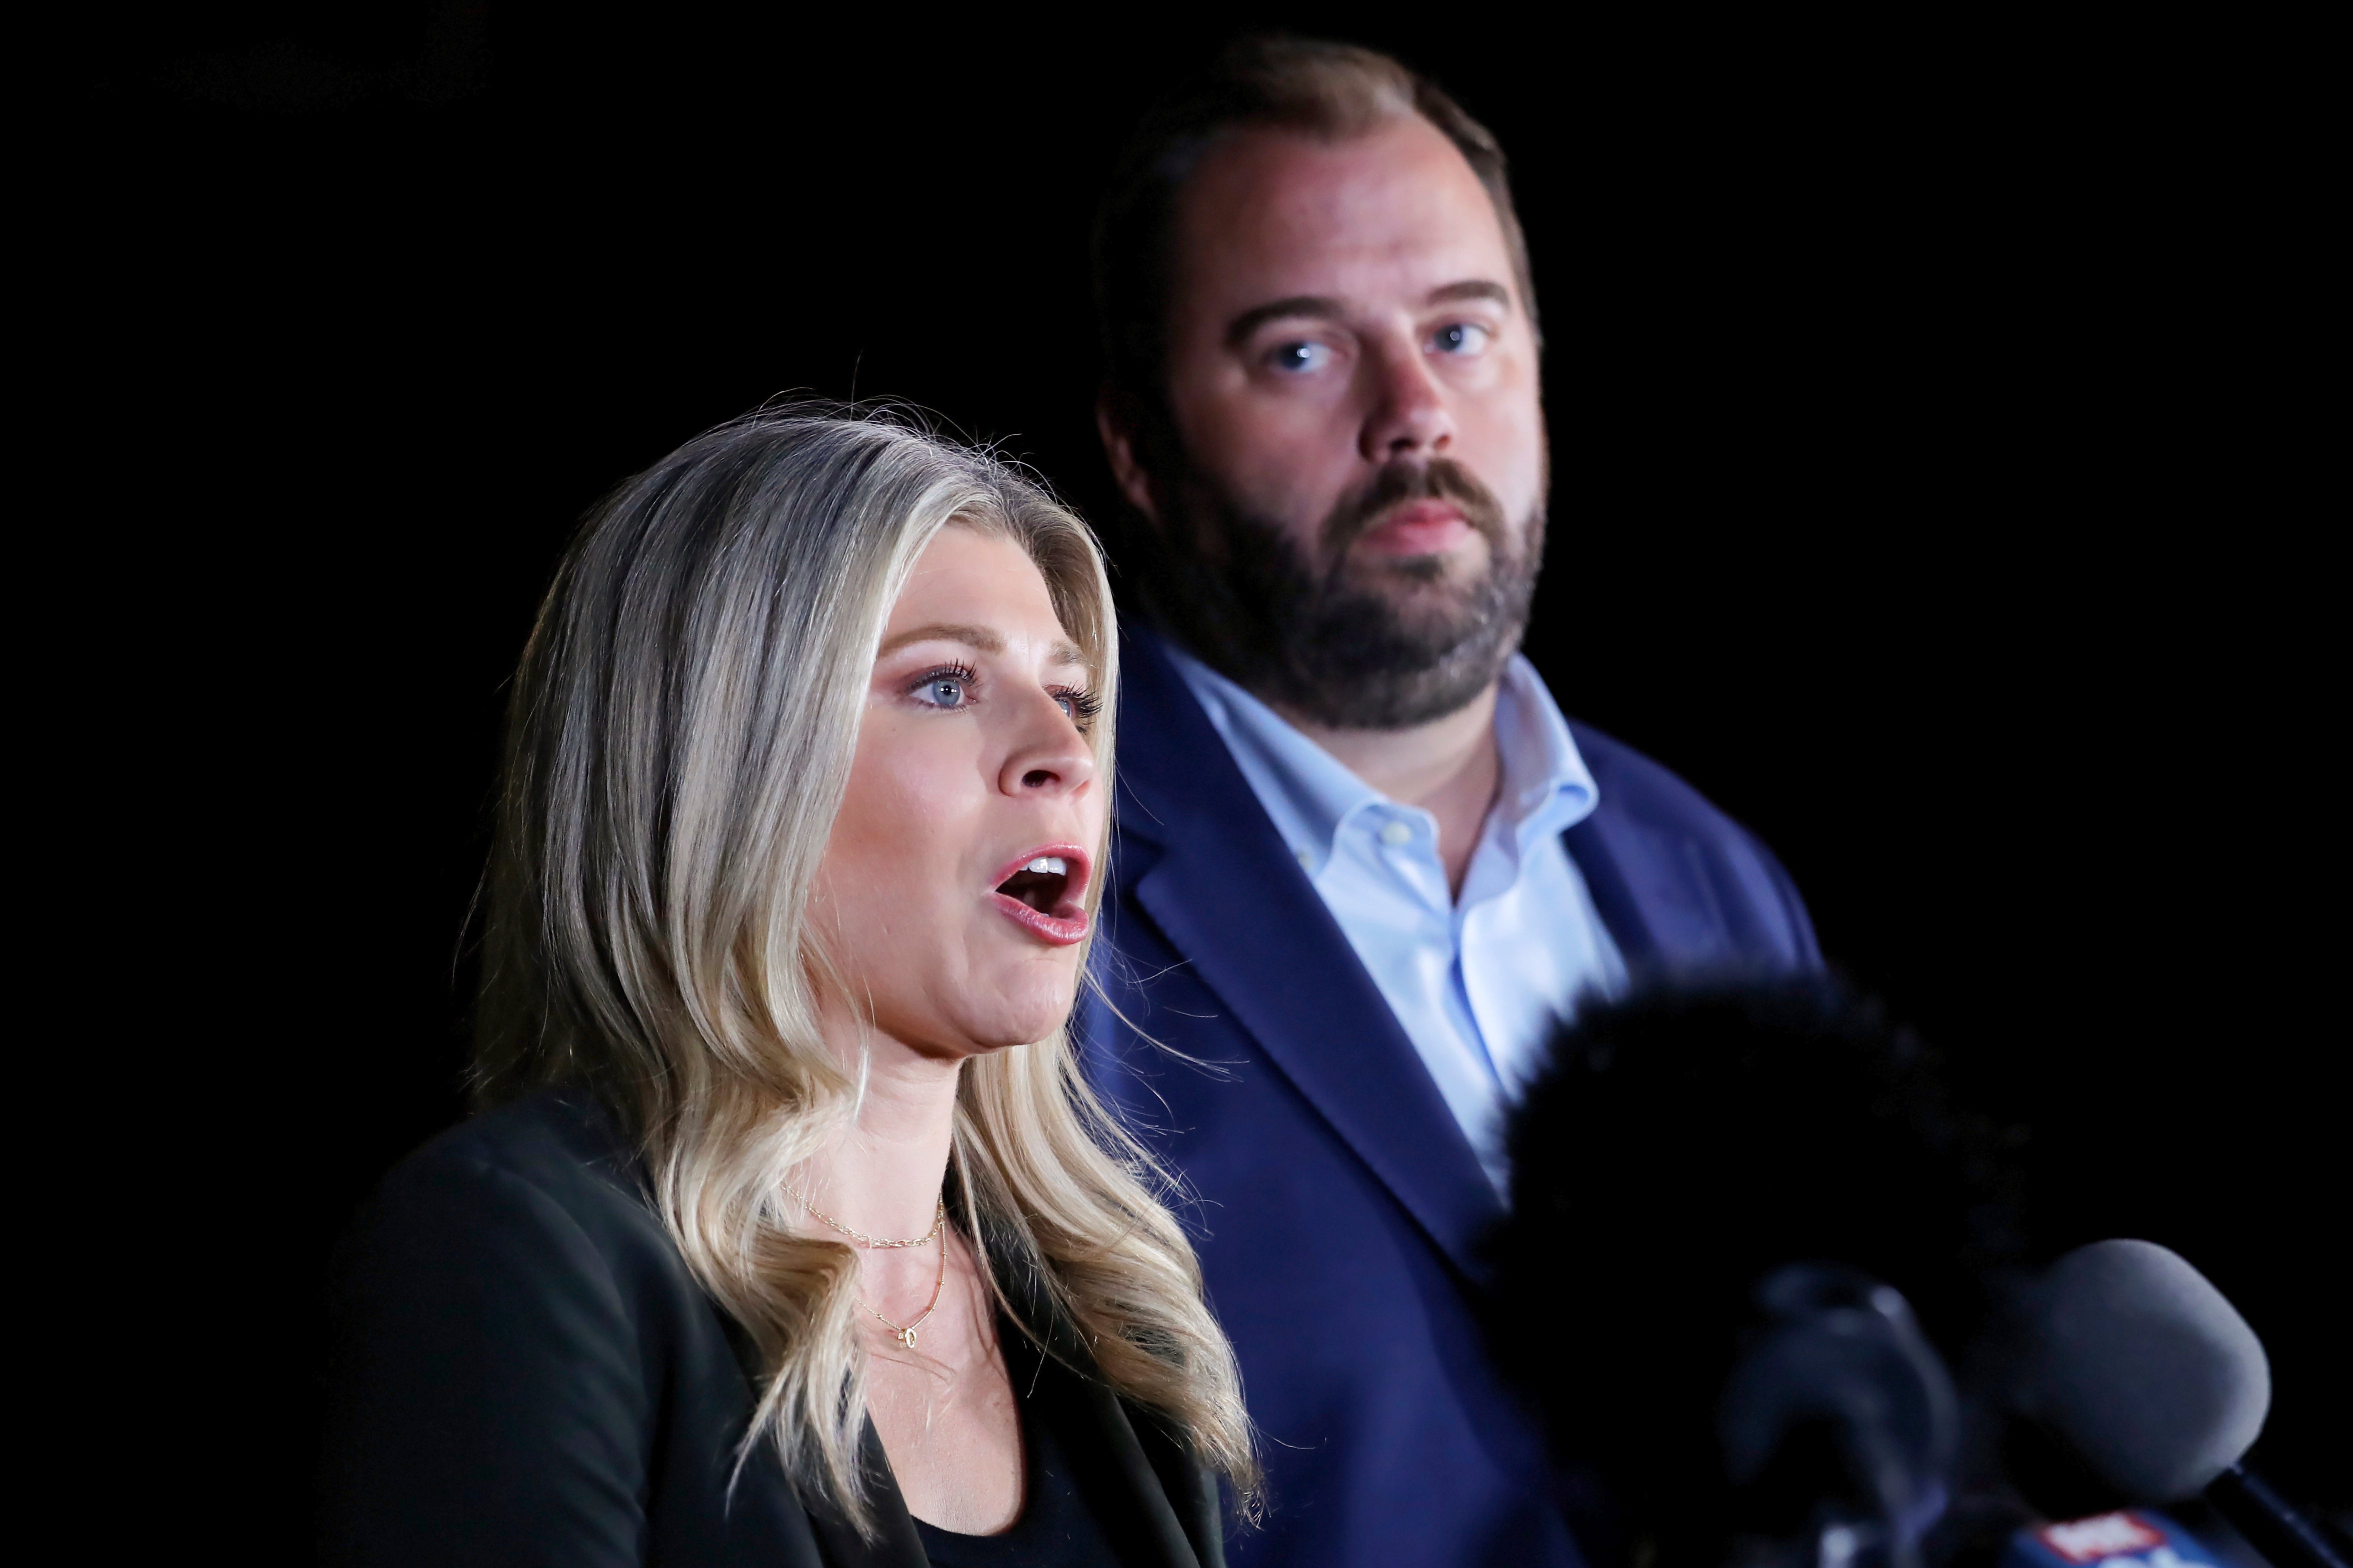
[1167,647,1630,1195]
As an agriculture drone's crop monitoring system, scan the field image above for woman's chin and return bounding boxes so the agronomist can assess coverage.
[950,982,1080,1056]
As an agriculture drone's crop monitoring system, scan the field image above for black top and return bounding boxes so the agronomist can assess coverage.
[319,1089,1224,1568]
[912,1348,1126,1566]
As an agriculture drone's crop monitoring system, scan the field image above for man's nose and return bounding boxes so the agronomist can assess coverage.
[1358,337,1454,462]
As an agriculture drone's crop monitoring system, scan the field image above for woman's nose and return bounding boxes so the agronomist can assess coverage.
[998,688,1098,798]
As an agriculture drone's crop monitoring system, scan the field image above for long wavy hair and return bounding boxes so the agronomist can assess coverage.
[474,408,1256,1522]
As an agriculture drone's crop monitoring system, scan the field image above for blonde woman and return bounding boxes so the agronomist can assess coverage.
[320,412,1255,1567]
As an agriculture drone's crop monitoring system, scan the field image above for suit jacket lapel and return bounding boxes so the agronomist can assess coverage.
[1112,629,1505,1279]
[1562,810,1666,975]
[1562,723,1742,981]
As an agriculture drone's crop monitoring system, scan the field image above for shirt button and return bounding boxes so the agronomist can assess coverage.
[1296,849,1315,871]
[1378,821,1413,847]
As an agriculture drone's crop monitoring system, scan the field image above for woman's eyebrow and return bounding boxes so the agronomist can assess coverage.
[878,622,1004,657]
[877,624,1090,671]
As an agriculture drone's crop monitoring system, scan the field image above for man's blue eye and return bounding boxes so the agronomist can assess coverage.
[1272,342,1328,373]
[1432,323,1490,355]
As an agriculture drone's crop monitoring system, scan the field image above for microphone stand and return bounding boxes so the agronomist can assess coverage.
[2206,1464,2350,1568]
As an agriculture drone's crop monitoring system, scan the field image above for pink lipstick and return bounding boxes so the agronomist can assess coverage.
[988,844,1092,946]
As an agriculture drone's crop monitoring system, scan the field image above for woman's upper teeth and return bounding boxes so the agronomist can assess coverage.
[1026,856,1068,876]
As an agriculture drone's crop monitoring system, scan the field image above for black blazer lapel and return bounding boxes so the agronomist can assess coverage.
[798,1347,1220,1568]
[1021,1345,1222,1568]
[995,1255,1224,1568]
[1111,629,1505,1279]
[800,1425,930,1568]
[750,1236,1224,1568]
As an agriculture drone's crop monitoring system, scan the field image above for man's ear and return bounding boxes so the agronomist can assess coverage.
[1095,383,1160,525]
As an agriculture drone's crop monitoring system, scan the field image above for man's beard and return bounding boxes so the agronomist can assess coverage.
[1144,455,1544,730]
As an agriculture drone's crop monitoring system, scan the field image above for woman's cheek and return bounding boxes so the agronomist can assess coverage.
[842,719,956,850]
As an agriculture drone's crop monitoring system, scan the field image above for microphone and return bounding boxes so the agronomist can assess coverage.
[2009,1240,2347,1568]
[1718,1262,1961,1568]
[1490,980,2030,1565]
[1491,984,2343,1568]
[2015,1240,2268,1503]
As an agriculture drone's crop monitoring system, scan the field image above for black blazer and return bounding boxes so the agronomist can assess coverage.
[320,1090,1226,1568]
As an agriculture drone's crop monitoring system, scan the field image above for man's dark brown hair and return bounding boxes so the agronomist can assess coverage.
[1090,35,1540,435]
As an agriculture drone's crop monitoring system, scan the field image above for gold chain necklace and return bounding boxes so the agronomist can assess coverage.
[788,1189,950,1349]
[790,1189,946,1250]
[870,1232,947,1349]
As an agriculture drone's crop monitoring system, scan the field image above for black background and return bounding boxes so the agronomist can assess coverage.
[56,3,2338,1553]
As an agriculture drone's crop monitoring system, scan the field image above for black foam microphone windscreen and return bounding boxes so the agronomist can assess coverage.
[1492,981,2030,1562]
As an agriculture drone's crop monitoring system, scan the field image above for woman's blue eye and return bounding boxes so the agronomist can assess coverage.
[912,674,970,708]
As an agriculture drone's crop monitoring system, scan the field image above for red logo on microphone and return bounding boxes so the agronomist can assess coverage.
[2036,1514,2168,1564]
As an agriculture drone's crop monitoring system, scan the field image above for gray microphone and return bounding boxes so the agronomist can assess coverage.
[2014,1239,2346,1568]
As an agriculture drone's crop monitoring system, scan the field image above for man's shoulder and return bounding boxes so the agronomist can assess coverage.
[1109,625,1266,836]
[1559,714,1821,971]
[1114,623,1211,734]
[1563,718,1750,840]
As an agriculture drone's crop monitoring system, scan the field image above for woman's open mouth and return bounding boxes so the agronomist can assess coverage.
[988,846,1090,945]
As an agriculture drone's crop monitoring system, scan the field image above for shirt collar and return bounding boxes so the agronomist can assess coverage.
[1165,645,1601,867]
[1490,654,1602,845]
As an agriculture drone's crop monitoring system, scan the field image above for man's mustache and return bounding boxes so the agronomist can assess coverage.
[1318,459,1510,563]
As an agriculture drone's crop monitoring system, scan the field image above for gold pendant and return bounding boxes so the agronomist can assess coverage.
[898,1326,918,1349]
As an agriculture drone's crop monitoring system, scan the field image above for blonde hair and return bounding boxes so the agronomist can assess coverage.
[475,408,1256,1521]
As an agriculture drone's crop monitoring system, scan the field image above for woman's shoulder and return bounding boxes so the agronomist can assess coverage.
[324,1100,801,1563]
[342,1088,691,1316]
[387,1087,641,1207]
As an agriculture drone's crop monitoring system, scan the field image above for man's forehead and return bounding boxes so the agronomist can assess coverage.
[1172,117,1513,315]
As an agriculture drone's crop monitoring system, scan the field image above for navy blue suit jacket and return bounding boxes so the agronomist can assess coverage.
[1080,629,1822,1568]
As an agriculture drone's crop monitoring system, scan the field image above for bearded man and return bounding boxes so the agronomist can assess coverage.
[1079,38,1822,1568]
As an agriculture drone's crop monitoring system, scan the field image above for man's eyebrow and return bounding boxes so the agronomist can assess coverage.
[1426,279,1512,309]
[878,623,1090,672]
[1226,295,1346,347]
